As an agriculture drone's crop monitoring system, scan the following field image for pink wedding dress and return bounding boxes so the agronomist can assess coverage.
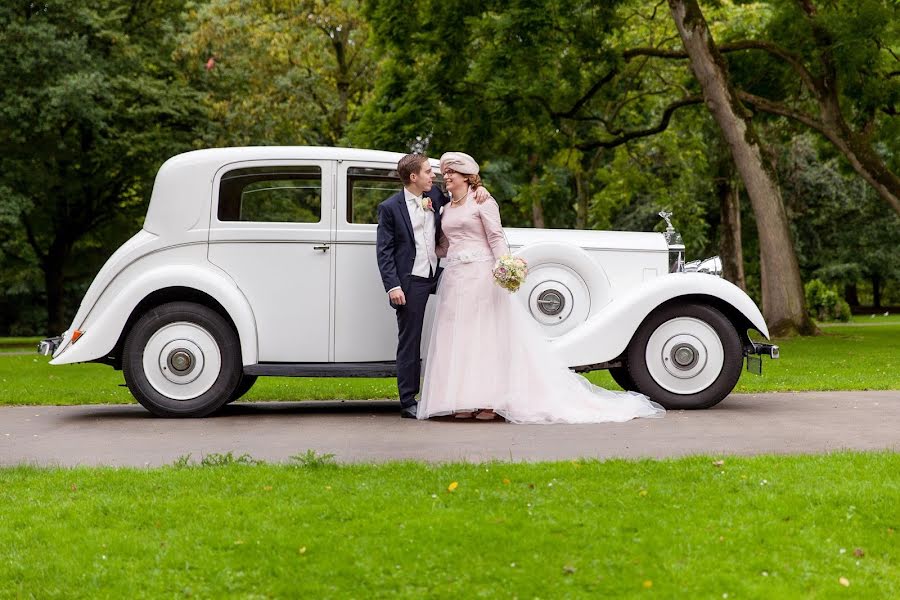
[418,193,665,423]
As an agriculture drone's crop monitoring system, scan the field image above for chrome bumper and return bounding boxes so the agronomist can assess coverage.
[745,341,780,359]
[38,336,63,356]
[743,341,779,375]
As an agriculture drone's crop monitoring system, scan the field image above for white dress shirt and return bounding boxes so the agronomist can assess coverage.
[387,188,438,295]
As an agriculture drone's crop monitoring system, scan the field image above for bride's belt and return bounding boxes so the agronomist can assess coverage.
[441,251,494,268]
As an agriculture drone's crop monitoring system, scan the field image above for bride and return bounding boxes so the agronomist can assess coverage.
[418,152,665,423]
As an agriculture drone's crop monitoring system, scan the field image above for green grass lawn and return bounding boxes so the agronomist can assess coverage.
[1,452,897,598]
[1,316,897,407]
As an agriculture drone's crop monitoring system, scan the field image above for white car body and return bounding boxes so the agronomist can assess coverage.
[42,146,777,417]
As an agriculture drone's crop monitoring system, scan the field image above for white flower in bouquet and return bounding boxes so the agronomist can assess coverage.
[493,254,528,292]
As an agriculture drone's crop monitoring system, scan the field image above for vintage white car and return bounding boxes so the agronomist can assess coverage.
[39,147,778,417]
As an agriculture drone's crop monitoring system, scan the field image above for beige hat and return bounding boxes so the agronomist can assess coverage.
[439,151,480,175]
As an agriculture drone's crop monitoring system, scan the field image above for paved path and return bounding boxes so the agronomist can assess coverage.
[1,391,897,467]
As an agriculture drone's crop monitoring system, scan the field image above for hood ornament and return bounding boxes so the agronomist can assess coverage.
[659,210,674,231]
[659,210,683,246]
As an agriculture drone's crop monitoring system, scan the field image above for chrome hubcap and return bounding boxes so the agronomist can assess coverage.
[167,349,195,374]
[671,344,698,370]
[536,289,565,316]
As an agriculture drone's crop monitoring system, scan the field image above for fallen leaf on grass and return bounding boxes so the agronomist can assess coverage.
[502,478,511,485]
[299,547,307,555]
[263,486,272,491]
[563,565,576,575]
[639,489,648,497]
[447,481,458,492]
[643,580,653,589]
[712,460,724,468]
[839,577,850,587]
[853,548,864,557]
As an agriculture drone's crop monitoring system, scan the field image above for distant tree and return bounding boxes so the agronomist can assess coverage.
[175,0,374,146]
[0,0,204,333]
[628,0,900,216]
[778,135,900,308]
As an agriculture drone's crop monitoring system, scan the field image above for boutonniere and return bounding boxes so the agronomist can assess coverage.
[421,197,433,212]
[439,204,445,215]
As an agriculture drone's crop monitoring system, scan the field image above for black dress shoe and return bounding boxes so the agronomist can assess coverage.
[400,404,418,419]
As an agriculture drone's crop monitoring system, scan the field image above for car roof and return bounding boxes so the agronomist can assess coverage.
[143,146,428,236]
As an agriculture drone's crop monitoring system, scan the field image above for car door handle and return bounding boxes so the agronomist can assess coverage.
[313,244,330,252]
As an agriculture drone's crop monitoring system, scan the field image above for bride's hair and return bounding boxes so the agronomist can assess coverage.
[463,173,482,188]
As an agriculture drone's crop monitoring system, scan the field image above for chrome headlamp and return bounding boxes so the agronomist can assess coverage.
[683,256,723,277]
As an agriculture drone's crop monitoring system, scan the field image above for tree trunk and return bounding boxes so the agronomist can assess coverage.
[718,175,746,291]
[528,154,545,228]
[872,275,882,309]
[43,251,67,335]
[843,283,859,307]
[669,0,817,336]
[575,171,588,229]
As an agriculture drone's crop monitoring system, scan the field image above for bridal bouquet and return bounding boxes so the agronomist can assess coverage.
[492,254,528,292]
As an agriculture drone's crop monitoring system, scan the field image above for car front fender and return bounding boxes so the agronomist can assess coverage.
[550,273,769,368]
[50,264,258,366]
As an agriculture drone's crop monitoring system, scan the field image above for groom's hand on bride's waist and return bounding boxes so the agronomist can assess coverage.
[389,288,406,306]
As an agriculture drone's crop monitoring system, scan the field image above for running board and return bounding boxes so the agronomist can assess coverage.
[244,362,398,378]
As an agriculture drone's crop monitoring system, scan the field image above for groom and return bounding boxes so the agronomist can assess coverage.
[376,153,489,418]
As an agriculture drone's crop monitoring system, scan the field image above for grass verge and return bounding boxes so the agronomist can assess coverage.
[1,452,897,597]
[1,317,897,406]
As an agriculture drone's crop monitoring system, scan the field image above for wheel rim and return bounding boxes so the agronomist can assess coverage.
[645,316,724,395]
[142,322,222,400]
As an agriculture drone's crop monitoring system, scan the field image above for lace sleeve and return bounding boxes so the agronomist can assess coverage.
[478,199,509,260]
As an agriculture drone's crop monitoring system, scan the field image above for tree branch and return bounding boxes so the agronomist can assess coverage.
[736,91,828,134]
[549,68,619,120]
[625,40,820,97]
[21,214,47,266]
[575,95,703,151]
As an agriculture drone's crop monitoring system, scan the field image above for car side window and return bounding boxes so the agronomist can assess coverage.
[219,166,322,223]
[347,167,443,224]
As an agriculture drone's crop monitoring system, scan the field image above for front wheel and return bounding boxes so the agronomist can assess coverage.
[608,366,637,392]
[123,301,242,417]
[626,303,742,410]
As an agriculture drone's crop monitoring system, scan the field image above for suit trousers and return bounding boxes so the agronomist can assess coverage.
[394,274,435,408]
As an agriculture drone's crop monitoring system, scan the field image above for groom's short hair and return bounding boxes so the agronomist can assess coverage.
[397,153,428,185]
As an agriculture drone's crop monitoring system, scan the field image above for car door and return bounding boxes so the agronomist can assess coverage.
[332,161,401,362]
[208,160,334,362]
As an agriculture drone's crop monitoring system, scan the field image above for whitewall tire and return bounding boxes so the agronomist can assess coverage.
[627,302,742,409]
[123,301,242,417]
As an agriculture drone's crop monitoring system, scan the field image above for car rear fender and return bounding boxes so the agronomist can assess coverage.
[50,264,258,366]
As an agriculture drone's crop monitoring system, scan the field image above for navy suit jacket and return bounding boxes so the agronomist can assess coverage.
[376,186,449,294]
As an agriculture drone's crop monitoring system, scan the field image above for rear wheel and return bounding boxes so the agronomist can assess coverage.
[227,374,258,404]
[626,303,742,409]
[123,301,242,417]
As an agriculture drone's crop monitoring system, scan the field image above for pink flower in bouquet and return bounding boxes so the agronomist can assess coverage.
[492,254,528,292]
